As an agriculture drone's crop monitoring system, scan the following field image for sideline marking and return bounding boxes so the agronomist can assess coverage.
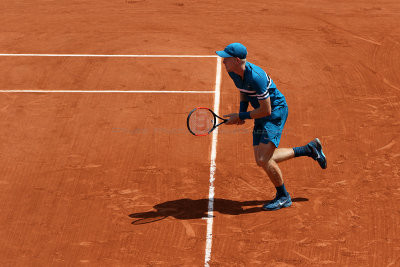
[204,56,221,266]
[0,90,214,93]
[0,53,218,58]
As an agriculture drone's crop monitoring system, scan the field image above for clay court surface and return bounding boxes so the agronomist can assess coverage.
[1,0,399,266]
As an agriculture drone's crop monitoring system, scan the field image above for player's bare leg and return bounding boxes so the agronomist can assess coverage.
[270,139,328,168]
[271,148,295,163]
[254,142,283,187]
[254,142,292,210]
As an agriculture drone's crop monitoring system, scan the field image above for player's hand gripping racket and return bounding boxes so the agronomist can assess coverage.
[187,107,228,136]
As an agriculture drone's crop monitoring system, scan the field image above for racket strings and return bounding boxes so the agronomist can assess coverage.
[188,109,215,135]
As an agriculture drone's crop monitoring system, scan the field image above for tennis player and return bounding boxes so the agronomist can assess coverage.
[216,43,327,211]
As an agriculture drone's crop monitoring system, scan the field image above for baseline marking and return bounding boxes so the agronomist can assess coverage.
[204,57,221,266]
[0,53,218,58]
[0,90,214,93]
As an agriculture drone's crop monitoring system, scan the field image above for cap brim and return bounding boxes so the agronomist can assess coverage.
[215,50,232,58]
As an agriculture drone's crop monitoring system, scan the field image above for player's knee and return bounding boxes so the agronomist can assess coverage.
[256,155,273,167]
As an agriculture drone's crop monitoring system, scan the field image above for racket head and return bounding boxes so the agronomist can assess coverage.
[187,107,217,136]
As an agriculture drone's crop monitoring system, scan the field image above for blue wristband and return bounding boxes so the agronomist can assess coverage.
[239,101,249,112]
[239,112,252,120]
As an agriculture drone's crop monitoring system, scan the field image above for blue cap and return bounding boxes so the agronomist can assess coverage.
[216,43,247,59]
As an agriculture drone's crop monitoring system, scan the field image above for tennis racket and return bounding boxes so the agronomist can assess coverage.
[187,107,228,136]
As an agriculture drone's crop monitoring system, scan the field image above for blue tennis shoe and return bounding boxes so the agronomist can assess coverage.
[262,194,292,211]
[308,138,327,169]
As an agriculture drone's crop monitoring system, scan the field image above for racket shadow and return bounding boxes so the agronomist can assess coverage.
[129,197,308,225]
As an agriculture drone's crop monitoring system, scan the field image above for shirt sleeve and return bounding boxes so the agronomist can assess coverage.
[253,73,271,100]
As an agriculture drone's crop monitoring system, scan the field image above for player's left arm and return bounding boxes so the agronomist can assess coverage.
[249,97,271,119]
[249,72,272,119]
[224,73,271,124]
[224,97,271,123]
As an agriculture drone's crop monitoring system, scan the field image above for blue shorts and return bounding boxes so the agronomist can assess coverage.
[253,106,288,147]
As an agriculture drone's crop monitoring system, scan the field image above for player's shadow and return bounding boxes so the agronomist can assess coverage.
[129,197,308,225]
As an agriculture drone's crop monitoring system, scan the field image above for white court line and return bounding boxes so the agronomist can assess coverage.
[0,90,214,93]
[0,53,218,58]
[204,56,221,267]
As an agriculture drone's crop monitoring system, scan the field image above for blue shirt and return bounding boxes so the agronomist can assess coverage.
[228,62,287,114]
